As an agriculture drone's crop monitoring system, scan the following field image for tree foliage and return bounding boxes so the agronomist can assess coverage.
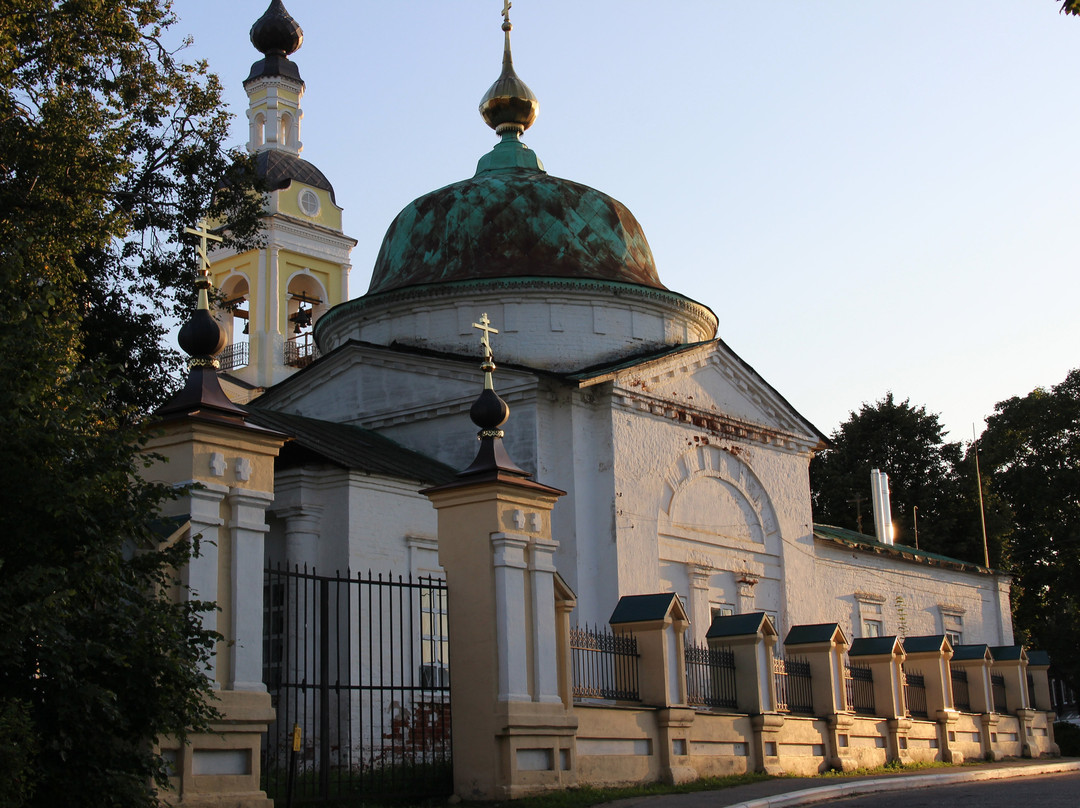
[976,369,1080,693]
[0,1,262,805]
[809,393,970,559]
[1061,1,1080,16]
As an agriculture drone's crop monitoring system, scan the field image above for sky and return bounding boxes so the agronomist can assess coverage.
[174,1,1080,443]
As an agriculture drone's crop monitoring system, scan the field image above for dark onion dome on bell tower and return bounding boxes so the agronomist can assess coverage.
[246,0,304,83]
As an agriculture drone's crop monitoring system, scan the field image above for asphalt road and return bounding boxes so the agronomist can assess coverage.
[825,771,1080,807]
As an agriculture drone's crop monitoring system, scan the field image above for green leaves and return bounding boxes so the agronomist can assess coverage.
[810,393,964,555]
[0,2,258,805]
[977,369,1080,695]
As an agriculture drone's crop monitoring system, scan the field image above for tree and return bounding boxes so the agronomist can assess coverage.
[1061,1,1080,16]
[976,369,1080,693]
[0,2,262,805]
[809,393,971,559]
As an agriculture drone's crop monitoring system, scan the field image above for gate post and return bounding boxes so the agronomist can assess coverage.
[142,289,286,807]
[422,341,578,800]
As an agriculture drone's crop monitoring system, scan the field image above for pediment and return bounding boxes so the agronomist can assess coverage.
[600,342,825,453]
[252,341,538,428]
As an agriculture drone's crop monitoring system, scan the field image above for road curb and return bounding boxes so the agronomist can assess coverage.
[719,761,1080,808]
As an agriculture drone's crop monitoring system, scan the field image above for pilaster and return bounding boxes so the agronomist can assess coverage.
[424,474,577,800]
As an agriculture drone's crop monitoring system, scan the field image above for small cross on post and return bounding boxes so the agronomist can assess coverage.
[472,312,499,363]
[502,0,512,26]
[183,219,224,279]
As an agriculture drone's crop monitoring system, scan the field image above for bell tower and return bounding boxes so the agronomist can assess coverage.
[209,0,356,397]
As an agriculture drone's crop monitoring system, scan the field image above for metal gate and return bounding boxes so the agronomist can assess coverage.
[261,565,452,802]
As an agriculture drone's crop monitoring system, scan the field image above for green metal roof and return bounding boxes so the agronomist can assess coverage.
[367,163,663,295]
[813,524,996,575]
[609,593,681,625]
[1027,650,1051,666]
[785,623,844,646]
[990,645,1026,662]
[849,636,901,657]
[147,514,189,540]
[951,644,992,661]
[706,611,773,639]
[244,407,457,485]
[902,635,949,654]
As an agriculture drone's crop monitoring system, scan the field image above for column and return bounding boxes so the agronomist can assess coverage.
[275,504,323,569]
[492,532,530,702]
[228,488,274,691]
[188,481,228,686]
[530,536,563,705]
[687,564,712,643]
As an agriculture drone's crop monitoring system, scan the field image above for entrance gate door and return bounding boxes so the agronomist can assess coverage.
[261,566,452,802]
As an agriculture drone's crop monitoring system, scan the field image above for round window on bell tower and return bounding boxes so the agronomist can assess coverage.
[299,188,321,217]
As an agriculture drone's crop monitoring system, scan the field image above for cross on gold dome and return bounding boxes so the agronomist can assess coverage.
[472,312,499,362]
[183,220,224,278]
[184,219,224,309]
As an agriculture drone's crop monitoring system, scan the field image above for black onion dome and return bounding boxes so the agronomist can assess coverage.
[470,388,510,431]
[250,0,303,56]
[368,167,663,295]
[178,308,226,359]
[255,151,337,203]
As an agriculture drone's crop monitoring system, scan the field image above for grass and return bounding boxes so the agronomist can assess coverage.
[270,756,1031,808]
[464,772,776,808]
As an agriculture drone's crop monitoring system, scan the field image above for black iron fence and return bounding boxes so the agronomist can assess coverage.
[284,334,320,368]
[685,642,737,710]
[219,340,249,371]
[1050,674,1076,716]
[903,668,928,718]
[262,566,452,803]
[570,625,640,702]
[991,673,1007,713]
[951,666,971,712]
[774,655,813,715]
[845,662,876,715]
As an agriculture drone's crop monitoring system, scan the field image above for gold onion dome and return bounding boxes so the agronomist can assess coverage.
[250,0,303,56]
[479,6,538,135]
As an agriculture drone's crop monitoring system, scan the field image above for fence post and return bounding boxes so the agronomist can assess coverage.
[950,644,996,759]
[848,636,909,762]
[991,645,1036,757]
[140,369,285,808]
[318,577,330,799]
[1026,650,1053,712]
[901,635,957,763]
[423,455,578,799]
[609,594,696,785]
[784,623,857,771]
[706,613,782,774]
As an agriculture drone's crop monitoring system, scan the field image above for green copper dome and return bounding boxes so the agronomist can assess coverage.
[366,139,664,295]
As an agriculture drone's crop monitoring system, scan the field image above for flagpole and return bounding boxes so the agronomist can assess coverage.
[973,424,990,568]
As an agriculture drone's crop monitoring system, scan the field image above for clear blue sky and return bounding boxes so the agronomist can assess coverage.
[175,1,1080,443]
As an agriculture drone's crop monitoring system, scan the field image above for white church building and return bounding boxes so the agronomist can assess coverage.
[207,1,1013,655]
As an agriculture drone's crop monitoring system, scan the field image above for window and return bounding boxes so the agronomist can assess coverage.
[941,607,964,646]
[855,594,886,638]
[711,603,734,620]
[420,584,449,687]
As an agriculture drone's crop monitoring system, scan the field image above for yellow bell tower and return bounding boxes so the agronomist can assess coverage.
[209,0,356,397]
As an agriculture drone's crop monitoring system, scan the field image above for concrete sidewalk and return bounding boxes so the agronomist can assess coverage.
[605,759,1080,808]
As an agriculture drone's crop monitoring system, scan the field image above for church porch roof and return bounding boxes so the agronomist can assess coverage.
[244,407,456,485]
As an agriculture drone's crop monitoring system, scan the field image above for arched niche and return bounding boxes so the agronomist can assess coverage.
[252,112,265,148]
[218,272,251,346]
[658,444,780,551]
[280,112,293,148]
[285,271,327,338]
